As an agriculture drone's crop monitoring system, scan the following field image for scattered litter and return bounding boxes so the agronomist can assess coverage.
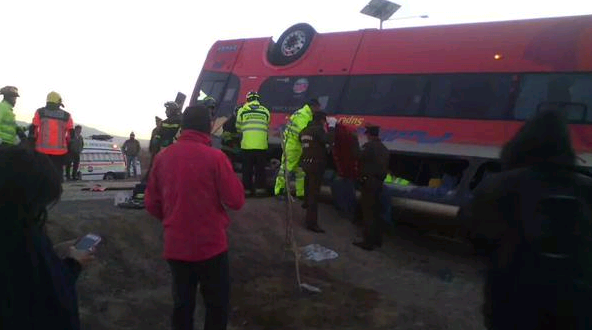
[300,283,322,293]
[300,244,338,262]
[91,184,106,192]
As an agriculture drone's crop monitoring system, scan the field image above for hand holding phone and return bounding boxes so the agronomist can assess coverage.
[74,233,102,252]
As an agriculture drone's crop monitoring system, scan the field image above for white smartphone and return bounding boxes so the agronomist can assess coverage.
[74,233,102,252]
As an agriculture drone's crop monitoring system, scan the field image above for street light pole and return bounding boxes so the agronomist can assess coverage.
[381,14,429,29]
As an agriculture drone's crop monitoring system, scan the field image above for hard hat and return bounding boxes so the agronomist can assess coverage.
[0,86,19,97]
[164,101,179,110]
[246,91,260,101]
[203,96,216,108]
[130,132,135,136]
[46,91,63,105]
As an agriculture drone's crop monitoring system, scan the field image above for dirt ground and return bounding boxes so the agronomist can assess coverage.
[48,193,487,330]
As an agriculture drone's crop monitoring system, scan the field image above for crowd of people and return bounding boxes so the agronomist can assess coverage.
[2,84,592,329]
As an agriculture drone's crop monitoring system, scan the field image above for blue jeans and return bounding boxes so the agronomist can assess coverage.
[126,155,137,177]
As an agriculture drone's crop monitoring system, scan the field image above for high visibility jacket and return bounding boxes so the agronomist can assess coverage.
[32,106,74,155]
[284,105,313,142]
[385,173,410,186]
[236,100,270,150]
[0,100,17,145]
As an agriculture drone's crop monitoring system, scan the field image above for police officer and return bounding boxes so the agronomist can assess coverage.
[236,91,270,197]
[0,86,26,147]
[353,124,390,251]
[153,101,182,153]
[300,111,330,233]
[274,99,321,199]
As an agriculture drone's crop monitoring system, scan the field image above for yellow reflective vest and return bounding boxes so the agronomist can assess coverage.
[236,100,270,150]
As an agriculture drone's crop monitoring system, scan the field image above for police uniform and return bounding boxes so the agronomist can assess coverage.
[299,112,330,232]
[236,97,270,195]
[354,125,389,250]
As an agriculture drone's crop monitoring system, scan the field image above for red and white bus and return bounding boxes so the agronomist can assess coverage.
[190,14,592,207]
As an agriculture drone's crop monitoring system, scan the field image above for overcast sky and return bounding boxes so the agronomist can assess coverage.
[3,0,591,139]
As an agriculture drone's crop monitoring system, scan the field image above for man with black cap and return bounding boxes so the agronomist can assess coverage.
[145,102,245,330]
[353,124,390,251]
[299,111,330,233]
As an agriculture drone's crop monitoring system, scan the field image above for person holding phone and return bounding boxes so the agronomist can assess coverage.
[146,103,245,330]
[0,146,95,330]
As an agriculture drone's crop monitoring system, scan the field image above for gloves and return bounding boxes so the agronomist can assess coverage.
[327,116,338,128]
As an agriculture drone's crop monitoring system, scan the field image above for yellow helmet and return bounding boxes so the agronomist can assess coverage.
[46,91,63,105]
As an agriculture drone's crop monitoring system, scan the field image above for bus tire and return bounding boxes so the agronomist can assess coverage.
[104,172,116,180]
[269,23,316,66]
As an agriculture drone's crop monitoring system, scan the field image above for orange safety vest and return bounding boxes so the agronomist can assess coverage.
[33,107,74,155]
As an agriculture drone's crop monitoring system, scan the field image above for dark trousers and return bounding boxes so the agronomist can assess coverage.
[47,154,65,182]
[167,252,230,330]
[361,178,384,246]
[65,153,80,179]
[304,169,324,228]
[241,149,267,193]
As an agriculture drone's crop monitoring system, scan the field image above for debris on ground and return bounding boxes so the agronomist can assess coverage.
[300,244,339,262]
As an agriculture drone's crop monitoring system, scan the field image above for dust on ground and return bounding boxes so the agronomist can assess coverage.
[48,194,486,330]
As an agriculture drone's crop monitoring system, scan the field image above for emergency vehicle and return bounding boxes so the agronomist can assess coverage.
[78,137,129,181]
[190,14,592,209]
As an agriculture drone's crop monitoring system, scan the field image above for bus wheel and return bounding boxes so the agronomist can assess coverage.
[104,173,116,180]
[269,23,316,66]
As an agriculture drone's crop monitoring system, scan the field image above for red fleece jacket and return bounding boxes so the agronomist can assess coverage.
[145,130,245,261]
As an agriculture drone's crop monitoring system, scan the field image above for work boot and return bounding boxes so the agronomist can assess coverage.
[306,224,325,234]
[353,241,376,251]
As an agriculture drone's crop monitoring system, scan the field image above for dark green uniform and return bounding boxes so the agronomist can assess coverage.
[358,136,389,248]
[300,121,330,232]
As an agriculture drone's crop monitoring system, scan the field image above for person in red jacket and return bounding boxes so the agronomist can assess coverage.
[145,103,245,330]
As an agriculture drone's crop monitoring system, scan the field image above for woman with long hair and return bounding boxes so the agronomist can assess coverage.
[0,146,94,330]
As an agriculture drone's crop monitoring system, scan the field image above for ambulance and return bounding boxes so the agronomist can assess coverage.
[78,137,131,181]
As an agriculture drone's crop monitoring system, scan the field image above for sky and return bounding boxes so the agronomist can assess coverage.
[3,0,591,139]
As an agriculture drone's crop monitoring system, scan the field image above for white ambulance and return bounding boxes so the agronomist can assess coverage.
[78,137,129,180]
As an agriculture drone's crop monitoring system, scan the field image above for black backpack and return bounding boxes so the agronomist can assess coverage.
[509,193,592,328]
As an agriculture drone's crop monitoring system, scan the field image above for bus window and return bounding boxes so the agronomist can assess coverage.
[194,71,239,117]
[514,73,592,122]
[259,76,347,114]
[426,74,512,119]
[340,75,431,116]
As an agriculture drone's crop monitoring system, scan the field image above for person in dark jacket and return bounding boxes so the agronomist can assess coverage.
[0,146,95,330]
[465,109,592,330]
[145,104,245,330]
[153,101,182,153]
[122,132,141,178]
[300,111,330,233]
[65,125,84,180]
[353,124,390,251]
[149,116,163,155]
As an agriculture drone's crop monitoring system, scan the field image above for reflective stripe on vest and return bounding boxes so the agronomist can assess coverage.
[36,109,71,155]
[237,103,270,150]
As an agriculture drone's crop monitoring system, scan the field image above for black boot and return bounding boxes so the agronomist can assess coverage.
[353,241,376,251]
[306,224,325,234]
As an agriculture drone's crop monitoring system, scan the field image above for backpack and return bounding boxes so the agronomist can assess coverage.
[507,192,592,328]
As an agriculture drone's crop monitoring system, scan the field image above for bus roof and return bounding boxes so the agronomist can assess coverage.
[202,14,592,76]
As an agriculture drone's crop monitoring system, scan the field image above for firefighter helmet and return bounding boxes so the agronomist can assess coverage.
[164,101,180,110]
[246,91,260,101]
[203,96,216,108]
[46,91,63,106]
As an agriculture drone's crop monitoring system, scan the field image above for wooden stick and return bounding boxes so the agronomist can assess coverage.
[280,132,302,291]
